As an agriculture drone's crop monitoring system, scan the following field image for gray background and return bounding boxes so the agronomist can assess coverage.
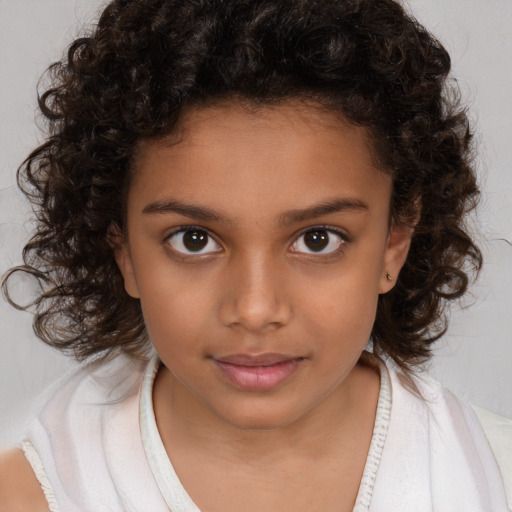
[1,0,511,448]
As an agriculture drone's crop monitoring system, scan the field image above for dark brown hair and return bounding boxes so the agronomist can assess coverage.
[2,0,481,369]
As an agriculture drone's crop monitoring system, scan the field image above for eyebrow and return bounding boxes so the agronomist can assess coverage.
[279,197,369,225]
[142,196,369,225]
[142,199,228,222]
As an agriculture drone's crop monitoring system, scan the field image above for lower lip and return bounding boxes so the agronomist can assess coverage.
[214,359,302,391]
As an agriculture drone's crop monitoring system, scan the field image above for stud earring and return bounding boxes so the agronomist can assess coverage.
[386,272,393,281]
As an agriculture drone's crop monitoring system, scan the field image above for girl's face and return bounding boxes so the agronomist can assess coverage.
[116,101,412,430]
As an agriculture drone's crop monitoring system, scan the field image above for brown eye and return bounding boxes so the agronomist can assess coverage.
[304,230,329,251]
[183,230,208,251]
[168,228,221,255]
[290,228,345,255]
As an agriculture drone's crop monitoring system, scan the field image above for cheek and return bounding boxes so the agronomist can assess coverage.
[296,261,382,343]
[315,291,378,342]
[135,265,216,351]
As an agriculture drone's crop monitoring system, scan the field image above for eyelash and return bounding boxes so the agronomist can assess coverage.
[164,225,222,256]
[163,225,349,258]
[289,226,348,258]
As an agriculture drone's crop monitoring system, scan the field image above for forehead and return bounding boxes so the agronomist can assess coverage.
[136,100,378,165]
[129,100,391,220]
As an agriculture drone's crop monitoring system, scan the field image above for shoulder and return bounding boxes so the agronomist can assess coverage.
[0,448,48,512]
[373,359,510,509]
[30,352,148,425]
[17,353,153,511]
[389,363,499,447]
[473,405,512,508]
[390,363,510,501]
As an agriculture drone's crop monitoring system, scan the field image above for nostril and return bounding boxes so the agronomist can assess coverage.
[217,258,292,331]
[218,289,292,332]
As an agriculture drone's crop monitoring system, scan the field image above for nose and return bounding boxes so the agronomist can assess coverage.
[218,252,292,333]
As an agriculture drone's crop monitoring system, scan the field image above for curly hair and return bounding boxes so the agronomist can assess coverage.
[2,0,481,369]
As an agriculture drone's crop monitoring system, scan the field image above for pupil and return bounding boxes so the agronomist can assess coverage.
[183,230,208,251]
[305,230,328,251]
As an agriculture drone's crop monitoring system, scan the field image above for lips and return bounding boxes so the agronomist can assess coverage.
[213,353,304,391]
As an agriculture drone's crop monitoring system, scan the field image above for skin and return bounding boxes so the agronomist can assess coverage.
[0,449,48,511]
[115,101,413,511]
[0,100,413,510]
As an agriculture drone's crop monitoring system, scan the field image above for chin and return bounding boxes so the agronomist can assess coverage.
[212,402,306,432]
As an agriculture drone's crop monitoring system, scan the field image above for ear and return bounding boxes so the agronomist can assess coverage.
[379,220,414,294]
[109,223,140,299]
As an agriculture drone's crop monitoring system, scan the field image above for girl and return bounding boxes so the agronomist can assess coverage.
[0,0,510,510]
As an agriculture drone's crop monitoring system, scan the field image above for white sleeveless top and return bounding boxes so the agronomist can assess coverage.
[22,351,510,511]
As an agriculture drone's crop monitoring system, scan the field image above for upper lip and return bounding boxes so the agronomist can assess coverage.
[214,353,302,367]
